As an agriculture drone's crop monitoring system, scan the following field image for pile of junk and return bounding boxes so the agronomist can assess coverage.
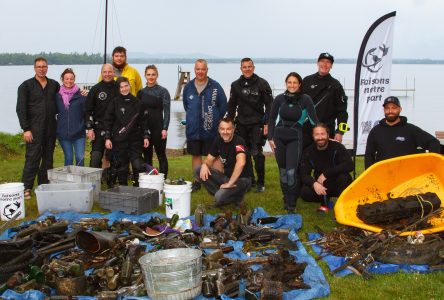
[309,153,444,278]
[0,205,319,300]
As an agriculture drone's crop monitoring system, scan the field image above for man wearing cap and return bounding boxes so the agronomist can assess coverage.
[364,96,440,168]
[302,53,348,148]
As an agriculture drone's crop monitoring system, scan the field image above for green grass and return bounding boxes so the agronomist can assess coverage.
[1,132,443,299]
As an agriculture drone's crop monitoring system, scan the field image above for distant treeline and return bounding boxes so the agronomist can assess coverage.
[0,52,104,65]
[1,53,443,65]
[129,58,444,64]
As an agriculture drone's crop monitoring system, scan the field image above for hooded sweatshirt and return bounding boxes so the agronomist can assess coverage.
[364,116,440,168]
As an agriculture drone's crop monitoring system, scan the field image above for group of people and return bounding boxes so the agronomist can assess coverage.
[189,54,352,213]
[16,48,441,213]
[16,47,171,199]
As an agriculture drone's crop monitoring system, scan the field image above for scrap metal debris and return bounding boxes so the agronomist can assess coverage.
[0,210,306,299]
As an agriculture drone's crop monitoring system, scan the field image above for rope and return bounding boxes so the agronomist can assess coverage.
[417,194,435,214]
[415,194,425,219]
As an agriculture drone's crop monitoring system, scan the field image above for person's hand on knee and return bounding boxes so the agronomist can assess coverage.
[200,163,211,181]
[313,182,327,196]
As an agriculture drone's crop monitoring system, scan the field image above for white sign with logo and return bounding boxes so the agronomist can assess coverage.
[355,12,396,155]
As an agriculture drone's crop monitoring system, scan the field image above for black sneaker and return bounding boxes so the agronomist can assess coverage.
[191,181,201,192]
[256,184,265,192]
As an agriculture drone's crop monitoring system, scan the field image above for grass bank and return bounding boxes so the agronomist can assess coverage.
[0,132,443,299]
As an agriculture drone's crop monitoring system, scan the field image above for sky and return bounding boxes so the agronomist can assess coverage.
[1,0,443,59]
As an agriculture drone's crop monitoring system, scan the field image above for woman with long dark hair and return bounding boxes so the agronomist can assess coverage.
[268,72,318,213]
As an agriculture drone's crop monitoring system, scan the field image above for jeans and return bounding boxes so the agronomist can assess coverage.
[194,166,251,206]
[59,138,86,166]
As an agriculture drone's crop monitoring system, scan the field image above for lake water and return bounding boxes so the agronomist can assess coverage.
[1,63,441,149]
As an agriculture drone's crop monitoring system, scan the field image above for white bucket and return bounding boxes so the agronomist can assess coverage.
[0,182,25,221]
[164,181,192,218]
[139,173,165,205]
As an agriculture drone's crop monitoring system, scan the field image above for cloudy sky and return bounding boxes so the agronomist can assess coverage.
[2,0,443,59]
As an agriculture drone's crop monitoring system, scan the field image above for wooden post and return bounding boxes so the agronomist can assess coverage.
[174,70,191,100]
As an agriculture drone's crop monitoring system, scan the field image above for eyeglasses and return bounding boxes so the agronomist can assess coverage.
[35,65,48,69]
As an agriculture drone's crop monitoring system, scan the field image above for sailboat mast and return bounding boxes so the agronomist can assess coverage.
[104,0,108,63]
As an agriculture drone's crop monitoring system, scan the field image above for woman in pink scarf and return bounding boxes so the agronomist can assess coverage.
[56,68,86,165]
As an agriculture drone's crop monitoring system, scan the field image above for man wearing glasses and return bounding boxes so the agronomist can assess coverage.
[16,57,60,199]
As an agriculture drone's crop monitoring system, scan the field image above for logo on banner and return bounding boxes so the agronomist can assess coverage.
[362,44,389,73]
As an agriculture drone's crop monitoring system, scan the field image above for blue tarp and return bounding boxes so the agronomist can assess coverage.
[307,233,432,277]
[1,208,329,300]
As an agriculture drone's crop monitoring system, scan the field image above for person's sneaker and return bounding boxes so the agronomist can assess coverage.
[317,205,329,213]
[256,184,265,193]
[191,181,201,192]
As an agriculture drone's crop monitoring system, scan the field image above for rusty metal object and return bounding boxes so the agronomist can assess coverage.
[75,231,118,253]
[55,275,87,296]
[260,279,283,300]
[15,279,38,293]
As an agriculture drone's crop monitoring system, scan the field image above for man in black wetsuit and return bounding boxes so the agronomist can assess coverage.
[302,53,348,148]
[16,57,60,199]
[195,117,253,207]
[227,58,273,192]
[300,124,353,212]
[85,63,118,169]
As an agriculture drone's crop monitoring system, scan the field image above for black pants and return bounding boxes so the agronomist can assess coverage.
[301,173,352,203]
[194,167,251,206]
[143,129,168,178]
[113,133,144,186]
[22,130,56,190]
[90,129,106,168]
[236,124,265,185]
[273,127,303,211]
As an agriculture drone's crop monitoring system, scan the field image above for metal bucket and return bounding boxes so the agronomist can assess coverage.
[138,248,202,300]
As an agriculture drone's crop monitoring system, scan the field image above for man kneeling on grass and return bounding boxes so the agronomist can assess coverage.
[194,117,253,207]
[300,123,353,212]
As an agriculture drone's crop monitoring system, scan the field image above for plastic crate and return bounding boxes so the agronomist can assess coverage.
[99,186,159,214]
[48,166,103,202]
[35,183,94,214]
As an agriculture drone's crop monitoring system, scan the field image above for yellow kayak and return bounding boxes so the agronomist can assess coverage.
[335,153,444,235]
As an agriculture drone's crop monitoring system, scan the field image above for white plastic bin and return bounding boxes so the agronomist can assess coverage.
[35,183,94,214]
[164,181,192,218]
[48,166,103,202]
[0,182,25,221]
[139,173,165,205]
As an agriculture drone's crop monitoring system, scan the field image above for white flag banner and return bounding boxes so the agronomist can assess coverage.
[354,11,396,155]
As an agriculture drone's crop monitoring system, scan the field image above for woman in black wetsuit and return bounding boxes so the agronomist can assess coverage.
[104,77,149,186]
[268,72,318,213]
[137,65,171,177]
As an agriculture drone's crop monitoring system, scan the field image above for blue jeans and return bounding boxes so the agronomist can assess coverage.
[59,138,86,166]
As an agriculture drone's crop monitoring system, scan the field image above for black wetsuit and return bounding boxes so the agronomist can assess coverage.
[16,77,60,189]
[104,93,149,185]
[137,84,171,177]
[268,91,318,211]
[300,140,353,203]
[227,74,273,186]
[302,72,348,148]
[85,80,118,168]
